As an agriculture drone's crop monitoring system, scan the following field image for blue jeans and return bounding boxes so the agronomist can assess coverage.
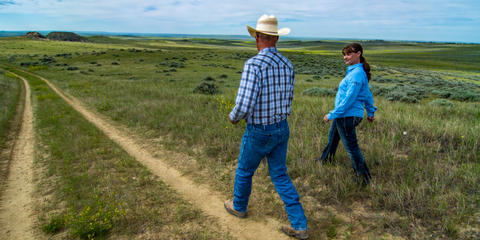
[233,119,308,231]
[320,117,371,183]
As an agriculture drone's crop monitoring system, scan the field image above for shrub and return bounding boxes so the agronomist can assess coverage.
[66,194,125,240]
[41,214,65,234]
[39,56,56,64]
[429,99,454,107]
[371,84,426,103]
[204,76,215,81]
[432,88,480,102]
[20,62,39,67]
[302,87,336,97]
[193,81,221,95]
[67,66,79,71]
[385,91,420,103]
[449,90,480,102]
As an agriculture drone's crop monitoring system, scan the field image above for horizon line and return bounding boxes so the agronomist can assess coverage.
[1,30,478,45]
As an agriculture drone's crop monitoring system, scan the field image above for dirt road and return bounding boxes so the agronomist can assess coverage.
[20,70,290,239]
[0,72,35,239]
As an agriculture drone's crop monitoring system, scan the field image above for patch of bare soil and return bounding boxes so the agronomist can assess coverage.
[22,71,291,239]
[0,72,35,239]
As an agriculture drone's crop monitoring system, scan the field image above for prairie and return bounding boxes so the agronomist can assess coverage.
[0,35,479,239]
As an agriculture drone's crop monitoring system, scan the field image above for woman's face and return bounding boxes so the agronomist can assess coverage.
[343,51,361,66]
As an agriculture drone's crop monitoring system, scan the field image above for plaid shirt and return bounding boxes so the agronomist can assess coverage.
[229,47,295,125]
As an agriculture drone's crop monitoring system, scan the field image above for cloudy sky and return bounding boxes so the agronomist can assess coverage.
[0,0,479,43]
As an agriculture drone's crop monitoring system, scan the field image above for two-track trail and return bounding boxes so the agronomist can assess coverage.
[0,72,35,239]
[19,69,290,240]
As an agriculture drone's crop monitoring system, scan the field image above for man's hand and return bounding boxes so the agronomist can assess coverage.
[367,116,375,122]
[229,116,239,125]
[323,114,329,123]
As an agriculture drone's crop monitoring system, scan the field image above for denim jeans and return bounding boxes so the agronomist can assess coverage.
[320,117,371,183]
[233,119,308,231]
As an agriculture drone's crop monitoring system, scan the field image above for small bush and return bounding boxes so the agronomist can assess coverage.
[111,62,119,65]
[449,90,480,102]
[41,214,65,234]
[429,99,454,107]
[371,84,426,103]
[20,61,40,67]
[204,76,215,81]
[67,66,79,71]
[67,194,125,240]
[39,56,56,64]
[302,87,336,97]
[193,81,221,95]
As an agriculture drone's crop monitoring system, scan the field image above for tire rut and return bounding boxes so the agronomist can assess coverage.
[19,70,290,240]
[0,71,35,239]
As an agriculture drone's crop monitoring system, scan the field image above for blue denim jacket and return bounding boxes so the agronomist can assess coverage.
[327,63,376,120]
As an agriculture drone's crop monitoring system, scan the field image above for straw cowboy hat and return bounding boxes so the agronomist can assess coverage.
[247,14,290,38]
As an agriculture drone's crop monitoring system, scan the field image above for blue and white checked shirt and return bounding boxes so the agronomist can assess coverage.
[229,47,295,125]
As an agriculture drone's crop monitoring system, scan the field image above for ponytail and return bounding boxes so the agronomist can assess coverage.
[343,43,372,82]
[360,56,371,82]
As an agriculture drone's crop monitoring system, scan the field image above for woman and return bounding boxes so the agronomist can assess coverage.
[317,43,376,186]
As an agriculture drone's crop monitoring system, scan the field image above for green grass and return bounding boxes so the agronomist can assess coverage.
[1,36,479,239]
[0,71,21,148]
[3,68,231,239]
[0,71,22,183]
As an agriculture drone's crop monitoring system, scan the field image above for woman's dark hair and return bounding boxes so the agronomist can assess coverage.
[342,43,371,81]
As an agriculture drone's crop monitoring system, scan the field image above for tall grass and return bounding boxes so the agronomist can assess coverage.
[0,71,22,184]
[0,71,21,146]
[2,38,479,238]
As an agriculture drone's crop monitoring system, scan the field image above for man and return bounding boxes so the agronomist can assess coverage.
[224,14,308,239]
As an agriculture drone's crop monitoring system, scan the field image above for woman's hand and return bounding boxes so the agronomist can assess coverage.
[323,114,329,122]
[367,116,375,122]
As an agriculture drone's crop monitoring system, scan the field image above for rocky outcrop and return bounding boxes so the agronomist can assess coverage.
[46,32,87,42]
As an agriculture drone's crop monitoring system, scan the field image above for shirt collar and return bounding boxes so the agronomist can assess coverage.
[259,47,278,54]
[347,63,363,73]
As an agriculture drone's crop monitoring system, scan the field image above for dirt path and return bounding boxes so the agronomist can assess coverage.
[0,72,35,239]
[21,70,290,239]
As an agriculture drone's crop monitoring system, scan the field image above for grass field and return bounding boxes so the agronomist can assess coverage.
[1,36,479,239]
[0,70,22,185]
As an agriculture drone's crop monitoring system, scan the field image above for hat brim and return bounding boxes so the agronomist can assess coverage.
[247,25,290,38]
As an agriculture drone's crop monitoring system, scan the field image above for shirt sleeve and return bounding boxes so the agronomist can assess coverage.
[327,73,362,120]
[229,62,260,122]
[364,86,377,117]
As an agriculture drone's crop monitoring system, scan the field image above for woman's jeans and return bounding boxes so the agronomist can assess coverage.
[319,117,371,184]
[233,119,308,231]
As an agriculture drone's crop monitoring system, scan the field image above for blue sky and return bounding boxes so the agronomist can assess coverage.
[0,0,479,43]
